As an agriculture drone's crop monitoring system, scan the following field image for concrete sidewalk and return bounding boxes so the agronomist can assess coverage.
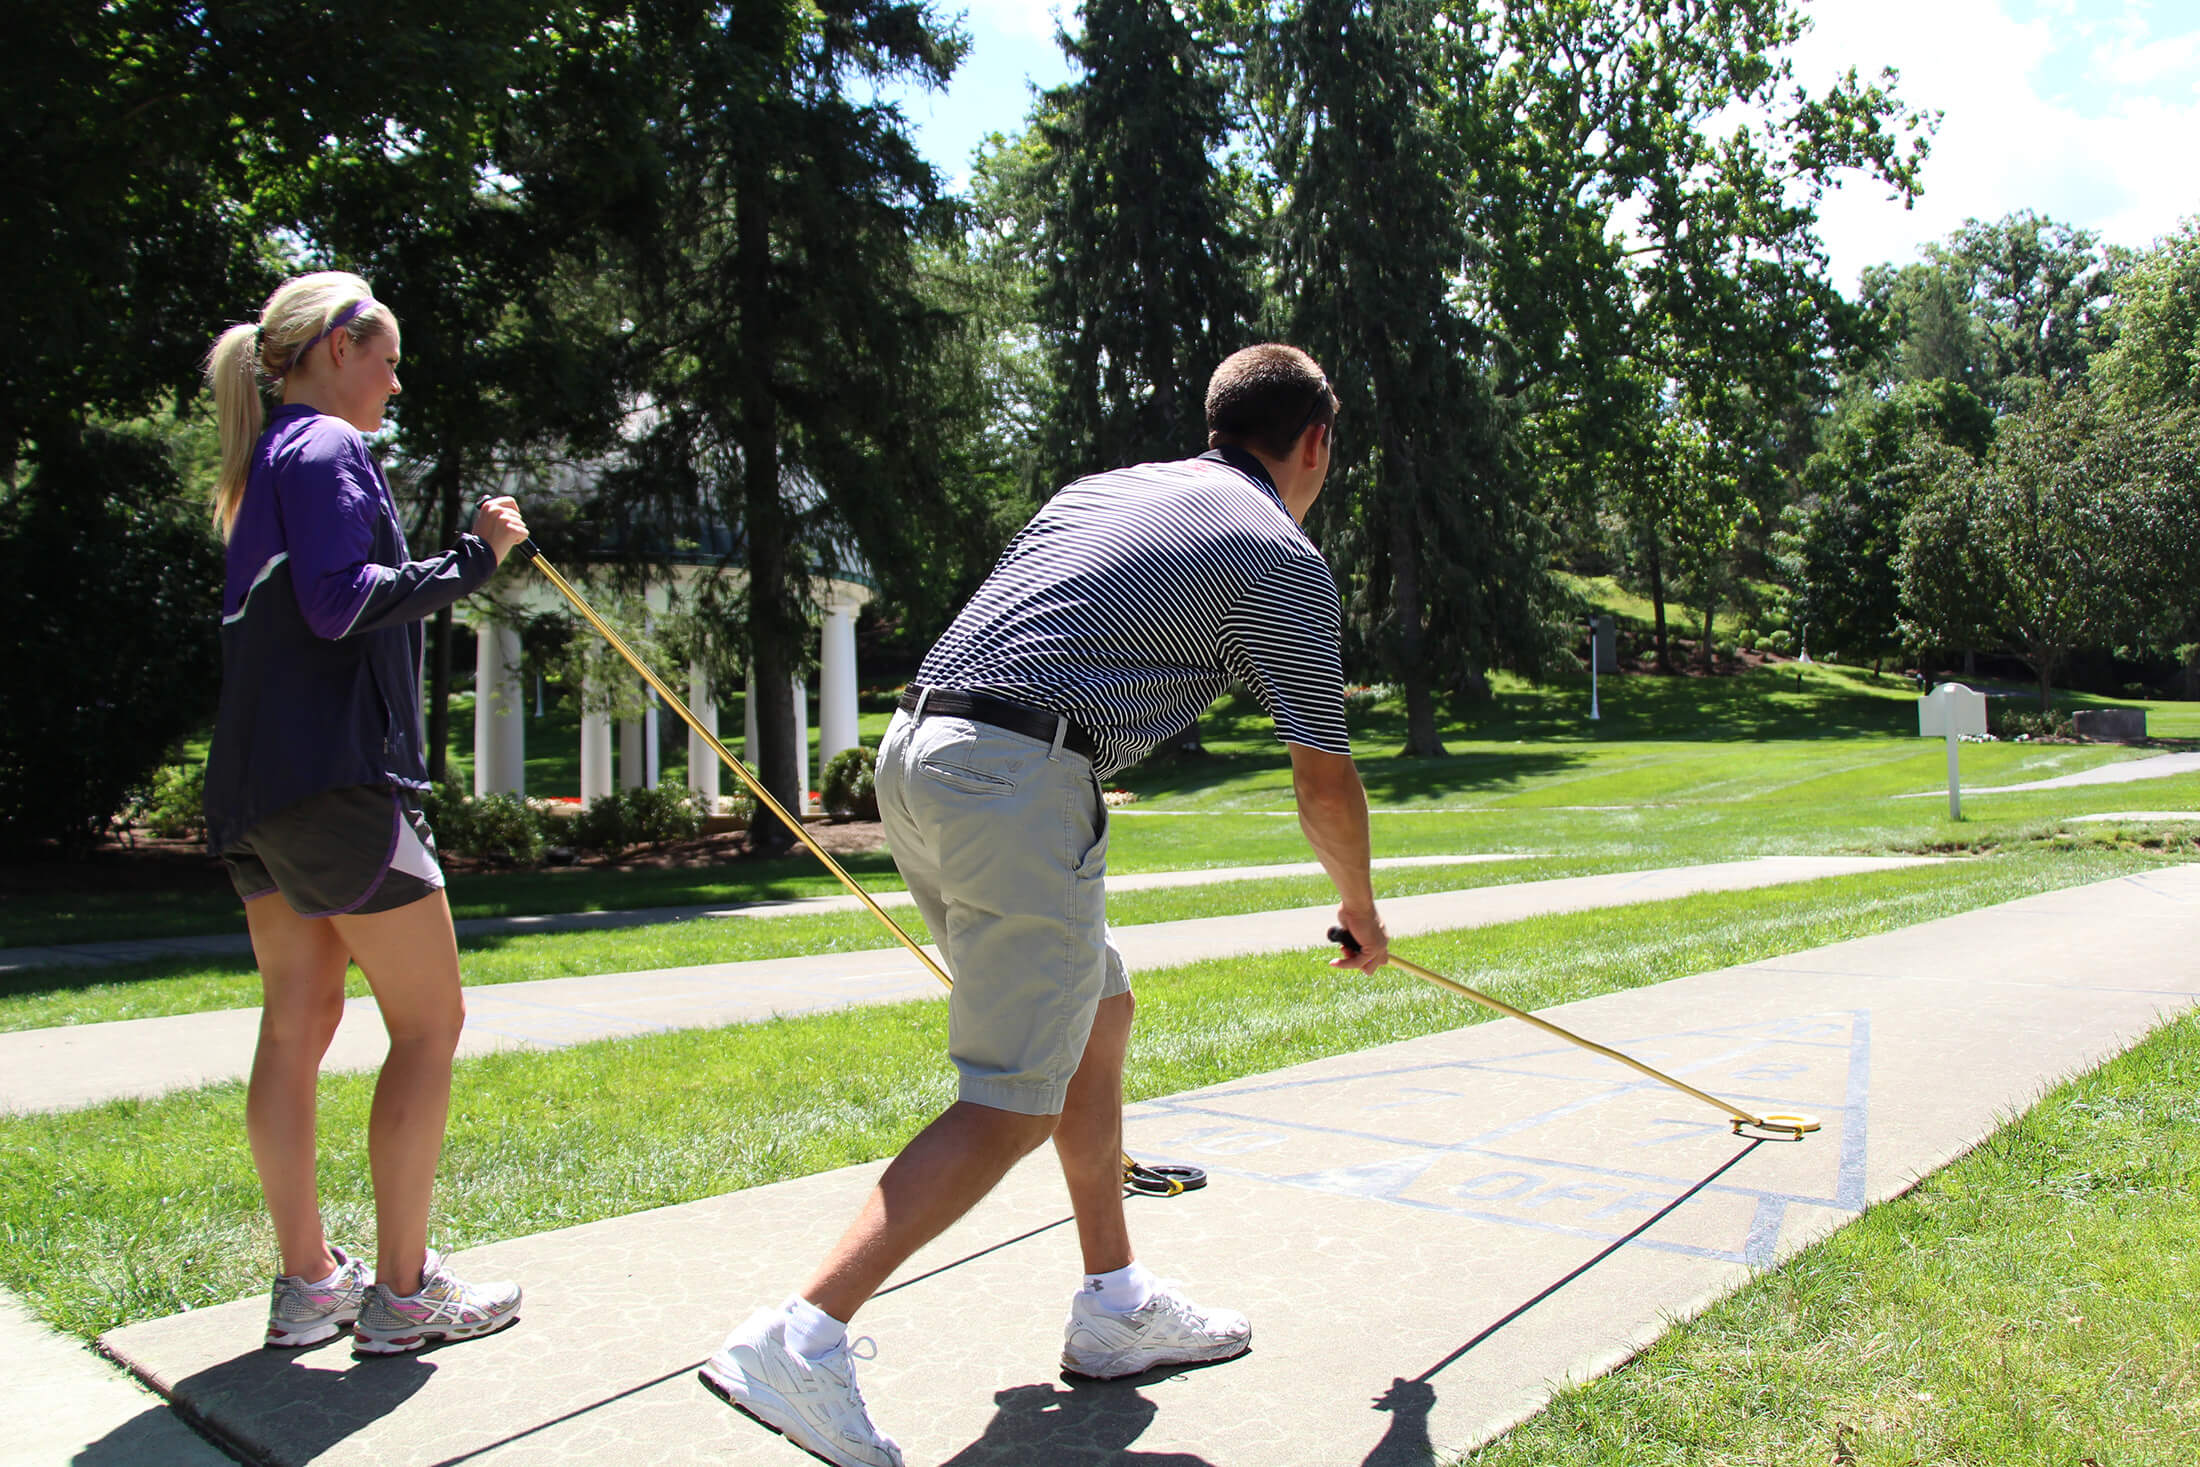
[0,1287,234,1467]
[0,856,1520,976]
[2,857,1932,1114]
[1896,748,2200,798]
[96,862,2200,1466]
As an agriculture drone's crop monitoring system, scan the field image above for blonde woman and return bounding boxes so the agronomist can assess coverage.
[203,271,526,1354]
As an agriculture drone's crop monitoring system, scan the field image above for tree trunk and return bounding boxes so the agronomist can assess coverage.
[1386,439,1446,757]
[1697,603,1714,672]
[423,457,463,783]
[738,172,800,858]
[1644,534,1672,674]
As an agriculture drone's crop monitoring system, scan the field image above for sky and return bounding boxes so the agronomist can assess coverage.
[888,0,2200,295]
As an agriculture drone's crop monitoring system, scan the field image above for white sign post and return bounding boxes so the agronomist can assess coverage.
[1588,621,1601,722]
[1918,683,1988,819]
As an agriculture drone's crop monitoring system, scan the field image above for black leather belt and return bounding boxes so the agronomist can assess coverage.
[898,685,1098,761]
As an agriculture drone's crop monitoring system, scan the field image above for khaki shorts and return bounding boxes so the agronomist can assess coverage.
[876,707,1129,1115]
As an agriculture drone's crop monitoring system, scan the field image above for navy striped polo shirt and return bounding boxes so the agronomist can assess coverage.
[916,445,1350,777]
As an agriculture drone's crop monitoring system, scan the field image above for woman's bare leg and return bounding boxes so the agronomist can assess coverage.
[244,897,350,1281]
[330,889,466,1297]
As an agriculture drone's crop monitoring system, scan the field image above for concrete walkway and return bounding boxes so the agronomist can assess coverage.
[0,1286,234,1467]
[0,856,1522,976]
[95,862,2200,1466]
[1897,747,2200,798]
[2,857,1933,1115]
[2066,809,2200,823]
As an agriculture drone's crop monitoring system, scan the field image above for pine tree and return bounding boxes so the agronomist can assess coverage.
[1270,0,1550,755]
[1020,0,1258,488]
[583,0,971,850]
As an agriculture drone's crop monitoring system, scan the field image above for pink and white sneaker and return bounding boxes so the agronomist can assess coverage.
[265,1244,374,1348]
[351,1249,522,1355]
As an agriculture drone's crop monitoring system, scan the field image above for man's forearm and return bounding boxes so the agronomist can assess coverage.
[1293,754,1374,909]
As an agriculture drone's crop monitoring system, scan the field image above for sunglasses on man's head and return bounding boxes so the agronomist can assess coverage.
[1292,387,1335,453]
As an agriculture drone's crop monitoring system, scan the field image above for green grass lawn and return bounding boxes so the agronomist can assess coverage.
[0,844,2176,1346]
[1,663,2193,1459]
[1464,1007,2200,1466]
[0,856,1597,1031]
[6,662,2192,949]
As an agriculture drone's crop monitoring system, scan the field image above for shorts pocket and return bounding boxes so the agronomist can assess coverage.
[919,757,1023,796]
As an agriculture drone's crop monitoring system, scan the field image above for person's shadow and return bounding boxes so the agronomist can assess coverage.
[1360,1377,1436,1467]
[940,1377,1219,1466]
[78,1342,434,1465]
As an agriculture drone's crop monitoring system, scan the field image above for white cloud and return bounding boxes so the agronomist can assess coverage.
[1787,0,2200,289]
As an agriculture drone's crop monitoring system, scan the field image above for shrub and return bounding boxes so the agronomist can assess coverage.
[135,760,207,840]
[623,784,704,846]
[1341,682,1398,716]
[461,793,547,866]
[419,781,473,853]
[570,792,627,855]
[1764,629,1794,655]
[0,426,222,856]
[821,746,878,821]
[419,783,552,865]
[572,785,703,856]
[1993,705,2076,741]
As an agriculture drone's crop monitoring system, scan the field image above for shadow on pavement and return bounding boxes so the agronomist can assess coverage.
[1361,1139,1769,1467]
[151,1344,436,1467]
[942,1377,1218,1466]
[71,1404,238,1466]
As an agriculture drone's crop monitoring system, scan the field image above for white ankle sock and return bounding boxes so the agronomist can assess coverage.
[1081,1260,1155,1313]
[783,1295,847,1361]
[303,1259,345,1288]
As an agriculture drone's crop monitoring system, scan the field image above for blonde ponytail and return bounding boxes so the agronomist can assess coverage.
[202,270,394,541]
[206,323,264,539]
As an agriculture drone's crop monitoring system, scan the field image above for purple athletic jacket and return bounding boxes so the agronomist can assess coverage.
[204,404,497,855]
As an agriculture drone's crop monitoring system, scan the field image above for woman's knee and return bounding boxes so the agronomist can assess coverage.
[258,988,347,1052]
[381,990,465,1051]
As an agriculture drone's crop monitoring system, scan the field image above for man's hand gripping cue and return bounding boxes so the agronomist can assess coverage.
[1287,744,1390,974]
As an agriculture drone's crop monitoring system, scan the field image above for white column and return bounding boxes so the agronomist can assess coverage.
[473,623,526,798]
[687,664,720,812]
[819,596,860,764]
[580,677,613,805]
[619,704,644,790]
[743,668,758,763]
[793,672,810,809]
[641,611,660,788]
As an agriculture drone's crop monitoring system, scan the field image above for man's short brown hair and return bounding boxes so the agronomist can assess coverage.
[1206,344,1338,461]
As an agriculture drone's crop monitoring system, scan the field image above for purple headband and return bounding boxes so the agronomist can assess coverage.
[277,298,376,377]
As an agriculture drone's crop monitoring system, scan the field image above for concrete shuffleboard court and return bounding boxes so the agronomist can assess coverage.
[100,864,2200,1466]
[3,856,1933,1114]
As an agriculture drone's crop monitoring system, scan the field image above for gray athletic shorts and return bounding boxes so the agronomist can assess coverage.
[876,707,1130,1116]
[222,785,447,918]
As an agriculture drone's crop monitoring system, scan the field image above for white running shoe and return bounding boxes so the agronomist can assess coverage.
[1061,1280,1251,1379]
[699,1307,903,1467]
[351,1249,522,1355]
